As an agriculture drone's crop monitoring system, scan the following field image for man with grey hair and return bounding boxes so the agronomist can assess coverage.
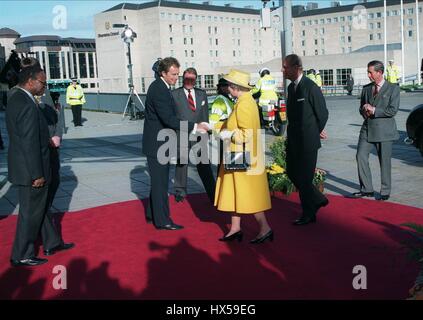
[349,60,400,201]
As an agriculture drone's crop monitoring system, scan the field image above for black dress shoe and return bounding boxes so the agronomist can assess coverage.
[377,195,390,201]
[317,198,329,209]
[293,216,316,226]
[346,191,374,199]
[174,193,185,203]
[44,243,75,256]
[146,217,153,224]
[250,230,274,244]
[11,257,48,267]
[219,231,243,242]
[156,223,184,230]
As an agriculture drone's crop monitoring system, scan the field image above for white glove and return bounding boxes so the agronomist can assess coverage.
[219,130,233,140]
[200,122,212,131]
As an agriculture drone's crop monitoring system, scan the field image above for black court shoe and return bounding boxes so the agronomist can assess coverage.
[219,231,243,242]
[250,230,274,244]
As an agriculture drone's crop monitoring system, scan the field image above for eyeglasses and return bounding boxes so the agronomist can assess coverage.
[36,79,47,87]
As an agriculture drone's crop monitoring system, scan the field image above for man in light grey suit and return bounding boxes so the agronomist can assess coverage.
[349,60,400,201]
[172,68,215,203]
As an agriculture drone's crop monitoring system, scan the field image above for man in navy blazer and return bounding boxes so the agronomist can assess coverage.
[282,54,329,226]
[142,57,208,230]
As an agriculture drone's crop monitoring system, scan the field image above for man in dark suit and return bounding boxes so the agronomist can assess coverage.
[142,57,208,230]
[282,54,329,226]
[6,65,72,267]
[172,68,215,204]
[349,60,400,201]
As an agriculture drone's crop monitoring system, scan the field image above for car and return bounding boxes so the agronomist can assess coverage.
[405,104,423,156]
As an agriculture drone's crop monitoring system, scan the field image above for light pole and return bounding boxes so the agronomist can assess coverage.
[113,23,145,120]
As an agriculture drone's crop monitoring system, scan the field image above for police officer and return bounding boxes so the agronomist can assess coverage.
[66,78,86,127]
[386,59,400,85]
[251,68,278,126]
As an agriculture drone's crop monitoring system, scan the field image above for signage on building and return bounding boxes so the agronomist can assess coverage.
[98,32,119,38]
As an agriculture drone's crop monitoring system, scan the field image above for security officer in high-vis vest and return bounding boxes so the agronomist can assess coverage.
[386,59,400,85]
[251,68,279,124]
[66,78,86,127]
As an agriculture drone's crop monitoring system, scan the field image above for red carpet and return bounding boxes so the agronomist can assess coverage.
[0,193,422,300]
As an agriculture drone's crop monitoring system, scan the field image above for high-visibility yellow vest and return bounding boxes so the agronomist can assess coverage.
[386,65,400,84]
[66,84,86,106]
[315,74,322,87]
[251,74,278,106]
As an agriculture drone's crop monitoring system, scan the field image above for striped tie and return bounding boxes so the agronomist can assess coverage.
[187,89,196,111]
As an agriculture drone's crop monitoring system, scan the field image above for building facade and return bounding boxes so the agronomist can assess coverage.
[13,35,99,91]
[94,1,282,93]
[95,0,422,93]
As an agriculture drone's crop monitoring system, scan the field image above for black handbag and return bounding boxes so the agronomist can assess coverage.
[223,143,251,171]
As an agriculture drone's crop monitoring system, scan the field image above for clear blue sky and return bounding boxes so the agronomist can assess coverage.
[1,0,358,38]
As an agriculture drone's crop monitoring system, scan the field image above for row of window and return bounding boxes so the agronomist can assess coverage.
[300,7,422,26]
[160,12,260,26]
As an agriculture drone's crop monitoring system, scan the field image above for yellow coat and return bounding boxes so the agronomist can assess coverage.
[214,92,271,214]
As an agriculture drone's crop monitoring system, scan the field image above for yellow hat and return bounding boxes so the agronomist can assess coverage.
[223,69,253,89]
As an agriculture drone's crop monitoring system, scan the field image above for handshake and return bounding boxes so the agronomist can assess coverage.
[196,122,212,134]
[362,104,376,118]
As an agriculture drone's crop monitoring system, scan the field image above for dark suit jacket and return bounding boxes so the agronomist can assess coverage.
[172,87,209,123]
[6,88,50,185]
[287,76,329,153]
[40,89,63,139]
[142,78,195,157]
[359,81,400,142]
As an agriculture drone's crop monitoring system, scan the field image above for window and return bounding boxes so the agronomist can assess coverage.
[314,39,318,45]
[377,33,381,40]
[208,26,212,34]
[321,38,324,45]
[377,22,381,28]
[88,53,94,78]
[160,12,165,19]
[209,50,213,57]
[188,15,192,21]
[78,52,87,79]
[369,23,374,29]
[321,49,325,55]
[238,28,241,35]
[191,38,193,45]
[233,50,236,57]
[334,17,338,23]
[336,68,352,85]
[184,38,187,45]
[408,8,413,15]
[302,40,305,46]
[392,10,398,16]
[314,19,318,25]
[237,18,240,23]
[233,28,236,35]
[341,36,345,43]
[190,25,193,33]
[315,49,318,56]
[90,83,96,88]
[238,50,241,57]
[314,28,318,35]
[302,30,306,36]
[169,37,173,44]
[302,21,306,26]
[191,50,194,57]
[181,14,186,21]
[369,34,374,41]
[209,38,212,45]
[408,19,413,26]
[168,13,173,19]
[307,20,312,25]
[61,52,67,79]
[321,69,334,85]
[216,50,218,57]
[320,28,325,35]
[204,75,214,88]
[348,16,352,21]
[409,30,413,37]
[215,16,218,22]
[348,36,351,43]
[185,50,188,57]
[170,50,174,56]
[215,38,218,45]
[340,26,345,32]
[169,24,173,32]
[327,18,331,24]
[238,39,240,46]
[376,12,381,18]
[196,75,201,88]
[214,27,218,34]
[340,16,345,22]
[368,13,374,19]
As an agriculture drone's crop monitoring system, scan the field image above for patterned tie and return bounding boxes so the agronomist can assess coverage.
[373,84,379,97]
[187,89,196,111]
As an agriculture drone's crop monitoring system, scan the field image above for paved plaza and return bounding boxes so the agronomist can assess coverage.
[0,92,422,215]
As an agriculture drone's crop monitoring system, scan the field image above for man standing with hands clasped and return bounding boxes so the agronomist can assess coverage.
[282,54,329,226]
[349,60,399,201]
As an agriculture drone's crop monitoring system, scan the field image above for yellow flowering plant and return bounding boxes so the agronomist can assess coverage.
[267,137,326,195]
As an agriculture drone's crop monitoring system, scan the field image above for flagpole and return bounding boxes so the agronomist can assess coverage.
[384,0,387,68]
[401,0,405,84]
[416,0,421,85]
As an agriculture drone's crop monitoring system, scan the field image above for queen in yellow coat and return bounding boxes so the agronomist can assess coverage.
[214,69,273,244]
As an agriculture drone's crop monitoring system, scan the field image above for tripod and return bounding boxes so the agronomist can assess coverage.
[123,84,145,120]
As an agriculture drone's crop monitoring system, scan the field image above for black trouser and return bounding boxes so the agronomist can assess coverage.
[146,156,173,227]
[71,104,82,126]
[287,148,327,218]
[11,184,61,261]
[0,129,4,148]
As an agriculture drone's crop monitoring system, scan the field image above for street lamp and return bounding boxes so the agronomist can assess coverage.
[112,23,144,120]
